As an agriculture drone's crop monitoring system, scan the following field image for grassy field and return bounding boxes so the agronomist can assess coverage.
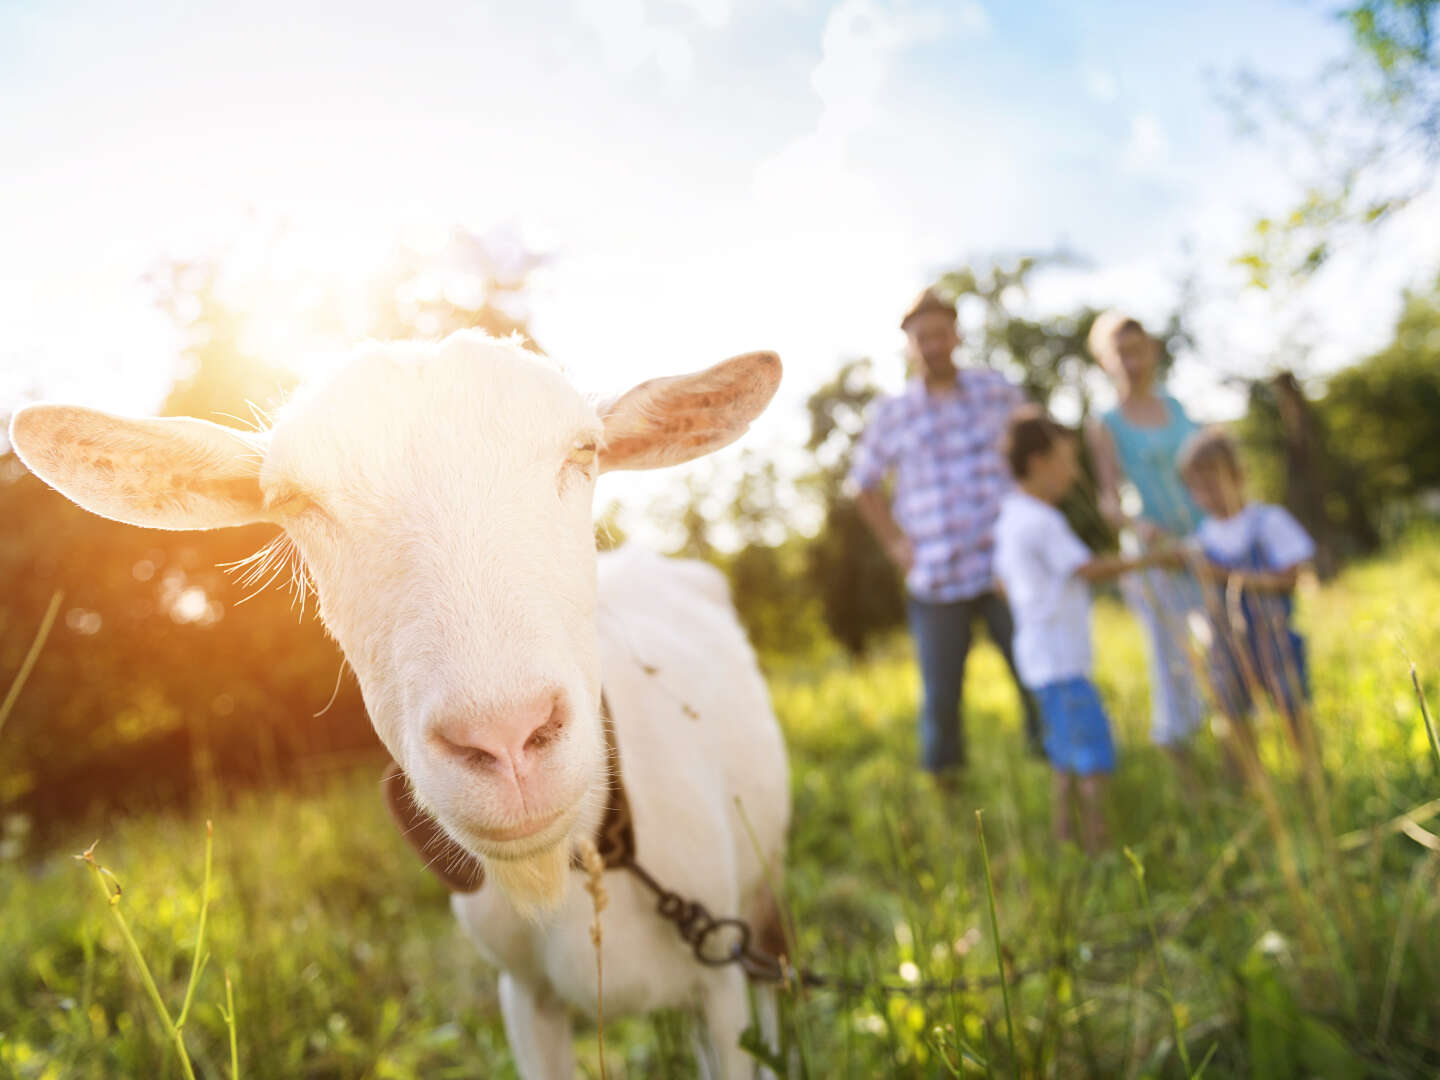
[3,534,1440,1078]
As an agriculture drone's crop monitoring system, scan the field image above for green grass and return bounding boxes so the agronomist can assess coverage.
[4,534,1440,1077]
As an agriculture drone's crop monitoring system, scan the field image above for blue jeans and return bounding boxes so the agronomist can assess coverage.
[907,591,1042,773]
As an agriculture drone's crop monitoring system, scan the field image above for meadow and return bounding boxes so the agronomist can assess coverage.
[2,533,1439,1078]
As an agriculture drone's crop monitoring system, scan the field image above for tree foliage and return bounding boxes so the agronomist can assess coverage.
[1235,372,1381,577]
[1319,278,1440,511]
[1237,274,1440,559]
[937,255,1190,409]
[801,359,907,657]
[1231,0,1440,287]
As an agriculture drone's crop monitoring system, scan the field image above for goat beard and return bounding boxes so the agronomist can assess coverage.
[486,841,571,919]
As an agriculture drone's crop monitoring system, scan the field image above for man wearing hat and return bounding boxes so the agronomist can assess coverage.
[849,287,1041,777]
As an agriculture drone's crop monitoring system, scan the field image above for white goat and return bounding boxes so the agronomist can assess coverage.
[9,331,791,1079]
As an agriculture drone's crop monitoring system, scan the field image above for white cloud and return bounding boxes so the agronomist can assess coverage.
[749,0,953,342]
[672,0,732,29]
[953,1,990,37]
[1121,111,1169,174]
[571,0,745,82]
[759,0,951,187]
[806,0,947,142]
[573,0,697,83]
[1083,65,1118,103]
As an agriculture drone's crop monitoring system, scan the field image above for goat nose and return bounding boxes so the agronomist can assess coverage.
[430,691,568,775]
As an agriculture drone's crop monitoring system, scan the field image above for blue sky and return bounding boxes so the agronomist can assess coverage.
[2,0,1435,526]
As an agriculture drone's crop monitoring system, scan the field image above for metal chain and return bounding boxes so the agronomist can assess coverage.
[623,861,786,981]
[623,860,1067,994]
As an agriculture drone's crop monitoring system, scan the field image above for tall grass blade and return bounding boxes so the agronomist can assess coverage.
[1191,1039,1220,1079]
[1124,846,1194,1078]
[78,842,198,1080]
[975,810,1018,1074]
[1412,663,1440,781]
[176,819,215,1030]
[59,915,97,1077]
[0,589,63,739]
[223,969,240,1079]
[1376,852,1439,1042]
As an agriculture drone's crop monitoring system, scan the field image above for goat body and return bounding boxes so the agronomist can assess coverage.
[8,331,790,1079]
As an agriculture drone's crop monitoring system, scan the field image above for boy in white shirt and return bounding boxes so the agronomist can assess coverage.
[1177,427,1316,743]
[994,407,1179,853]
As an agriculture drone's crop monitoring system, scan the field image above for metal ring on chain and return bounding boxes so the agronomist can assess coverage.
[692,917,752,966]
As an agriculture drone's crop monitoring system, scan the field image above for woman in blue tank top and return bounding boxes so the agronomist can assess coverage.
[1084,311,1207,753]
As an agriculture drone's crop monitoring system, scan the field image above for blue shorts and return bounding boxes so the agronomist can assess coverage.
[1033,677,1117,776]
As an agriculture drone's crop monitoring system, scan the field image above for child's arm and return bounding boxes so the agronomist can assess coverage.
[1074,547,1183,584]
[1193,560,1304,591]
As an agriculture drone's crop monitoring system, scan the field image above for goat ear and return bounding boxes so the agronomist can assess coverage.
[598,351,781,473]
[8,404,268,531]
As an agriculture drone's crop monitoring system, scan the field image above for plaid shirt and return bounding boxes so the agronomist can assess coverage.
[849,369,1026,602]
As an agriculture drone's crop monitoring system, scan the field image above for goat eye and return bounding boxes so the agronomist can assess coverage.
[567,442,597,469]
[266,488,311,517]
[265,485,328,523]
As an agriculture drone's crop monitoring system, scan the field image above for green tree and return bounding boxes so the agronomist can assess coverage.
[1236,277,1440,562]
[1236,372,1381,576]
[1319,280,1440,518]
[800,359,906,657]
[653,473,720,562]
[651,454,830,661]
